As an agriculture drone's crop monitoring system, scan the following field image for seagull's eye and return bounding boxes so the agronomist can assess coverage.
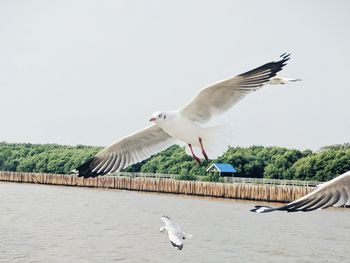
[158,114,162,118]
[163,115,166,119]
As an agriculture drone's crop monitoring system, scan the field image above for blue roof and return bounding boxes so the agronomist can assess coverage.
[208,163,237,173]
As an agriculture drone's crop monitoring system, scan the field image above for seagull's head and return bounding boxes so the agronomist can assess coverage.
[160,226,167,233]
[149,111,168,124]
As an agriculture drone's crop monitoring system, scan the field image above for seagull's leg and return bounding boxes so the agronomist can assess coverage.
[188,144,201,164]
[199,138,209,161]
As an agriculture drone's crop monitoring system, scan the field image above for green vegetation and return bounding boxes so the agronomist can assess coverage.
[0,142,101,174]
[0,142,349,182]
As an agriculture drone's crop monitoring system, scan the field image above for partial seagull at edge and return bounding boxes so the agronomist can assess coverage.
[268,76,301,85]
[76,53,293,178]
[160,215,192,250]
[251,170,350,213]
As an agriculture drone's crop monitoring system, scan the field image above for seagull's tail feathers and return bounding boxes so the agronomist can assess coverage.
[185,124,234,159]
[201,124,234,159]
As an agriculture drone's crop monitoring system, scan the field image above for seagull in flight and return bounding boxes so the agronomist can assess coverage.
[251,170,350,213]
[160,215,192,250]
[77,53,292,178]
[267,76,301,85]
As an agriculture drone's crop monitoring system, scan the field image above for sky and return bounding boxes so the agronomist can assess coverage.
[0,0,349,151]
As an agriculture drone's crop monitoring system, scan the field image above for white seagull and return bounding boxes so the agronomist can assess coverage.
[77,53,291,178]
[267,76,301,85]
[160,215,192,250]
[251,170,350,213]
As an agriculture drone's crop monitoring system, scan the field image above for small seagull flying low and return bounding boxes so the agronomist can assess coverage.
[77,53,294,178]
[251,170,350,213]
[160,215,192,250]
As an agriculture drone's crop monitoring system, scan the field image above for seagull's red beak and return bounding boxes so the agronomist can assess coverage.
[149,117,156,122]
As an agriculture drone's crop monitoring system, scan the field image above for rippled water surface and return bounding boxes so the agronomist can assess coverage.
[1,182,349,263]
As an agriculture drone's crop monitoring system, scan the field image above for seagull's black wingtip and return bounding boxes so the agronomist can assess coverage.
[76,158,101,178]
[170,241,183,250]
[280,52,291,58]
[250,205,262,213]
[239,53,292,80]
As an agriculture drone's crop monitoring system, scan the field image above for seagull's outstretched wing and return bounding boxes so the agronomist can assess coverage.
[251,170,350,213]
[77,125,176,178]
[161,216,180,231]
[168,231,184,250]
[180,53,290,123]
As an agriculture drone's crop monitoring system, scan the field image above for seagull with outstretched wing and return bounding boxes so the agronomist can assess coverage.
[77,53,292,178]
[160,215,192,250]
[267,76,301,85]
[251,170,350,213]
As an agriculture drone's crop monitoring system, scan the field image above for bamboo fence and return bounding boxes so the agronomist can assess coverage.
[0,171,314,203]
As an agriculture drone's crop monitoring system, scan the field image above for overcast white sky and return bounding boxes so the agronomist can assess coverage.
[0,0,349,151]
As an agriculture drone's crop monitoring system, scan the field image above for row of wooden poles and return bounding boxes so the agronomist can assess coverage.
[0,171,314,203]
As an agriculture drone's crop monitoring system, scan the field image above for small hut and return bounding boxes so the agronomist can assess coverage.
[206,163,237,177]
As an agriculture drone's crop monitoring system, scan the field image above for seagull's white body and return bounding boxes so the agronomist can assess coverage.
[151,111,232,159]
[160,216,192,250]
[251,170,350,213]
[155,111,202,146]
[77,53,292,177]
[268,76,301,85]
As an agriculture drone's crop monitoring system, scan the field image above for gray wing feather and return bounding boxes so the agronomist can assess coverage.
[161,216,180,231]
[77,125,176,178]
